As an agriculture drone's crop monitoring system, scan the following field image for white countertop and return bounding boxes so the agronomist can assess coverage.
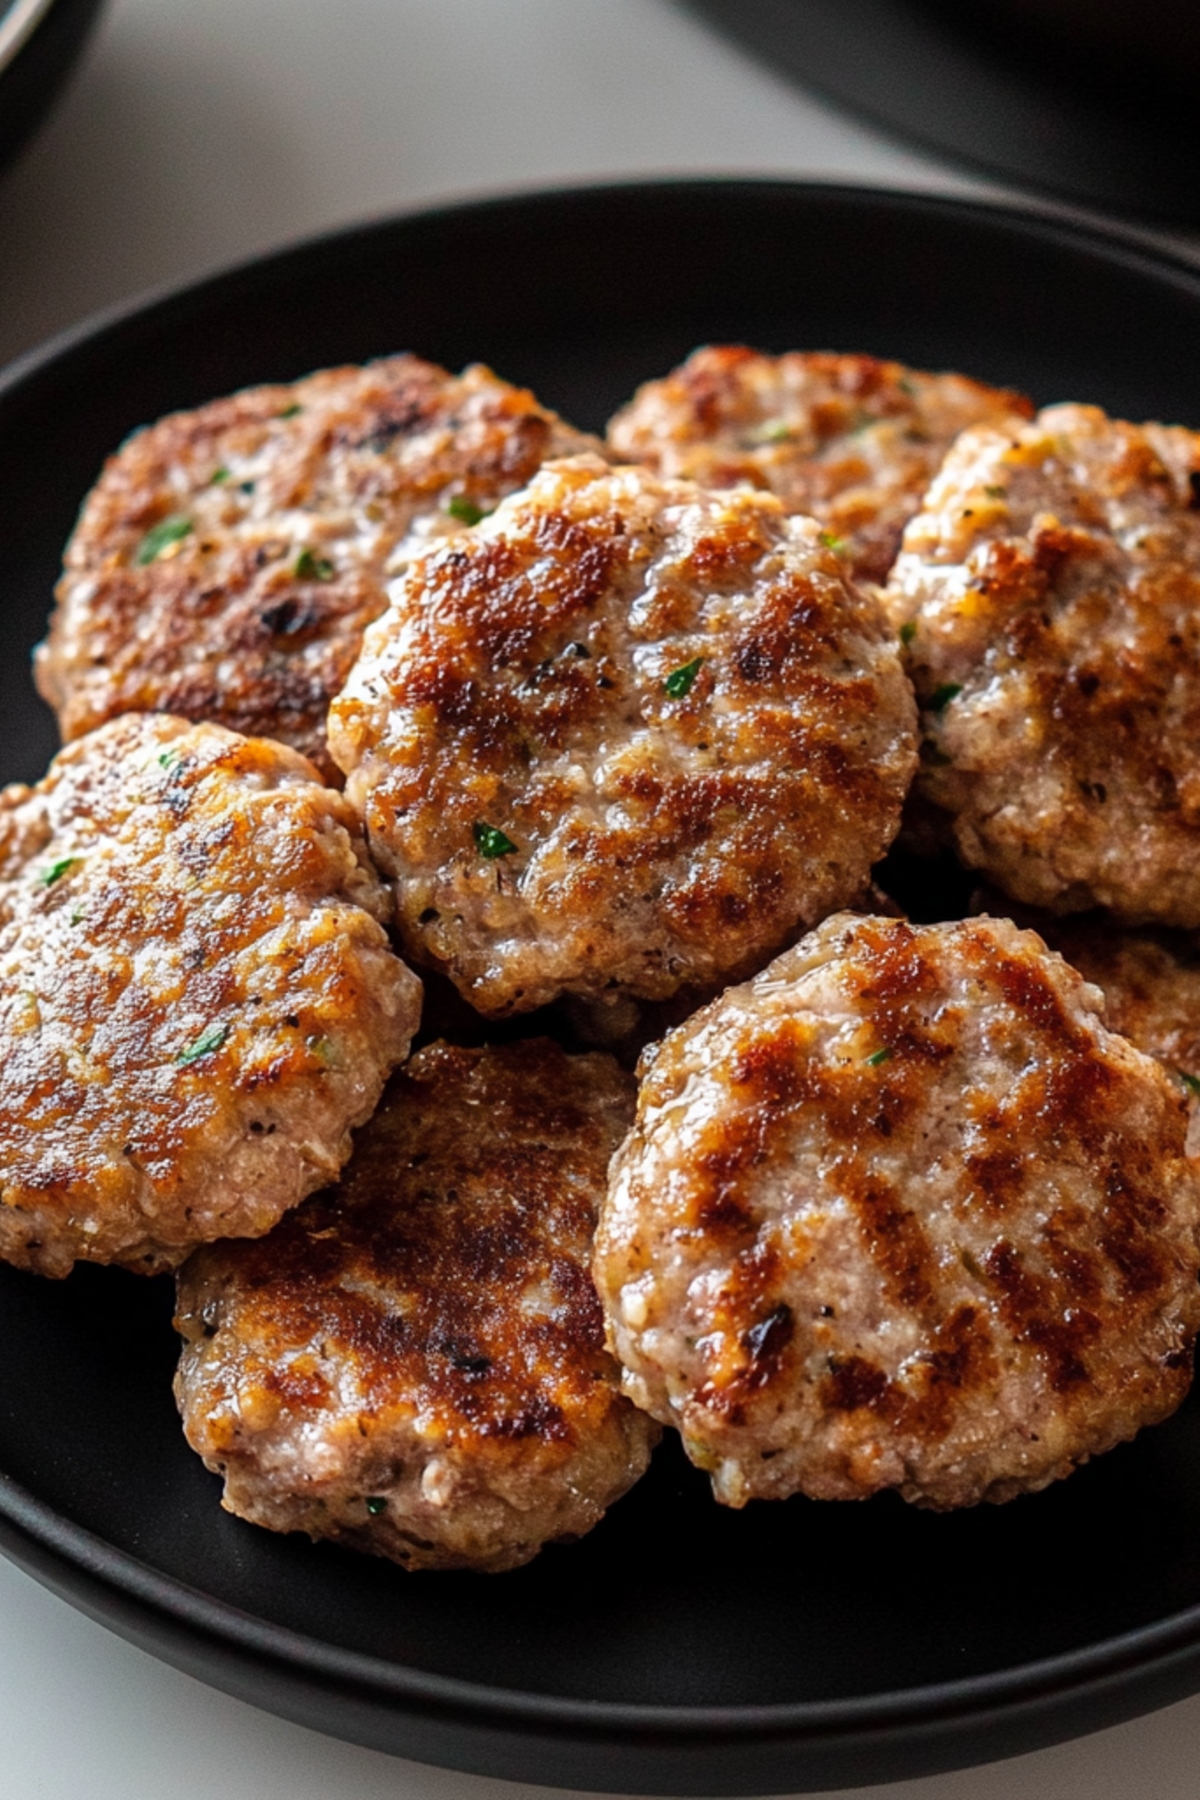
[2,3,1199,1796]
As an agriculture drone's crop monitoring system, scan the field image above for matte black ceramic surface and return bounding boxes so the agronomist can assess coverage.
[3,183,1200,1795]
[686,0,1200,224]
[0,0,105,174]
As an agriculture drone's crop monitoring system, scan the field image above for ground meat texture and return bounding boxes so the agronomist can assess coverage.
[174,1039,657,1574]
[886,403,1200,923]
[0,714,421,1277]
[36,357,600,779]
[594,912,1200,1511]
[971,889,1200,1116]
[606,347,1032,584]
[328,455,918,1016]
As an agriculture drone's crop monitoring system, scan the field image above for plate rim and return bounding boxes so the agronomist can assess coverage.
[6,173,1200,1772]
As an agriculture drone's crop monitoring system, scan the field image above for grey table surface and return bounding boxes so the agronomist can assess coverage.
[2,2,1199,1796]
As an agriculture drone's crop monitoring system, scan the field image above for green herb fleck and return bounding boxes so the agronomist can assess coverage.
[293,547,335,581]
[984,485,1007,500]
[209,465,231,485]
[899,621,917,646]
[929,682,963,712]
[865,1047,892,1067]
[277,402,303,419]
[446,494,490,526]
[69,908,84,927]
[897,375,917,396]
[1178,1069,1200,1096]
[365,1496,387,1516]
[749,419,795,445]
[176,1023,229,1066]
[157,748,184,771]
[40,856,78,888]
[663,656,704,699]
[473,821,517,859]
[135,516,192,565]
[819,530,848,555]
[239,480,256,495]
[307,1033,342,1070]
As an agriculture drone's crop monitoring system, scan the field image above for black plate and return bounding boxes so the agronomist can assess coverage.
[4,182,1200,1798]
[686,0,1200,224]
[0,0,106,175]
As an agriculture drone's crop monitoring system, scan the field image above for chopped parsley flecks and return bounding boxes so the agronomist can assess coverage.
[176,1023,229,1066]
[293,547,335,582]
[663,655,704,699]
[929,682,963,713]
[239,480,257,495]
[209,465,231,485]
[984,485,1008,500]
[277,402,303,420]
[749,419,795,446]
[40,856,78,888]
[307,1033,341,1069]
[135,515,192,566]
[473,820,517,860]
[865,1047,893,1067]
[897,375,917,397]
[446,494,491,526]
[1178,1069,1200,1096]
[819,531,848,555]
[365,1496,387,1516]
[899,621,917,646]
[158,748,184,771]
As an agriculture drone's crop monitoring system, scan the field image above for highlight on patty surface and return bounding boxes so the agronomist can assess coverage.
[887,403,1200,923]
[329,454,918,1016]
[37,356,601,778]
[174,1038,658,1573]
[594,912,1200,1511]
[607,346,1032,583]
[0,713,421,1278]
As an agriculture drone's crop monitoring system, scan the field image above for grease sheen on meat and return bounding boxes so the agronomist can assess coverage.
[887,404,1200,922]
[36,357,600,777]
[0,714,421,1277]
[594,913,1200,1510]
[175,1039,658,1573]
[329,455,918,1015]
[607,347,1033,583]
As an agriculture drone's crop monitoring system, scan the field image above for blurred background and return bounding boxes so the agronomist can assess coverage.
[2,3,1198,1798]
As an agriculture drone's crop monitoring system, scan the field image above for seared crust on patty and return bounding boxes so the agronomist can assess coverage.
[174,1039,657,1573]
[36,357,600,778]
[887,404,1200,922]
[607,347,1032,583]
[594,913,1200,1510]
[329,455,918,1015]
[0,714,421,1277]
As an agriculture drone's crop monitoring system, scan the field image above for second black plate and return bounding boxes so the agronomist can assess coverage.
[3,181,1200,1797]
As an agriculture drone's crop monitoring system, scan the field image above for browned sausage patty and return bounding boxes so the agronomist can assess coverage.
[607,347,1032,583]
[329,455,918,1016]
[886,404,1200,922]
[0,714,421,1277]
[174,1039,658,1573]
[36,357,600,778]
[594,912,1200,1510]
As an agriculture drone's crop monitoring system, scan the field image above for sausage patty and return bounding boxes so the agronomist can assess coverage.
[594,912,1200,1510]
[36,356,600,778]
[887,403,1200,922]
[329,454,918,1015]
[607,347,1032,583]
[0,713,421,1277]
[174,1039,658,1573]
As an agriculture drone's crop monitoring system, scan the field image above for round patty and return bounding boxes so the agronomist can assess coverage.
[887,403,1200,922]
[607,347,1032,583]
[594,912,1200,1511]
[0,713,421,1277]
[36,356,600,778]
[174,1038,657,1574]
[329,454,918,1016]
